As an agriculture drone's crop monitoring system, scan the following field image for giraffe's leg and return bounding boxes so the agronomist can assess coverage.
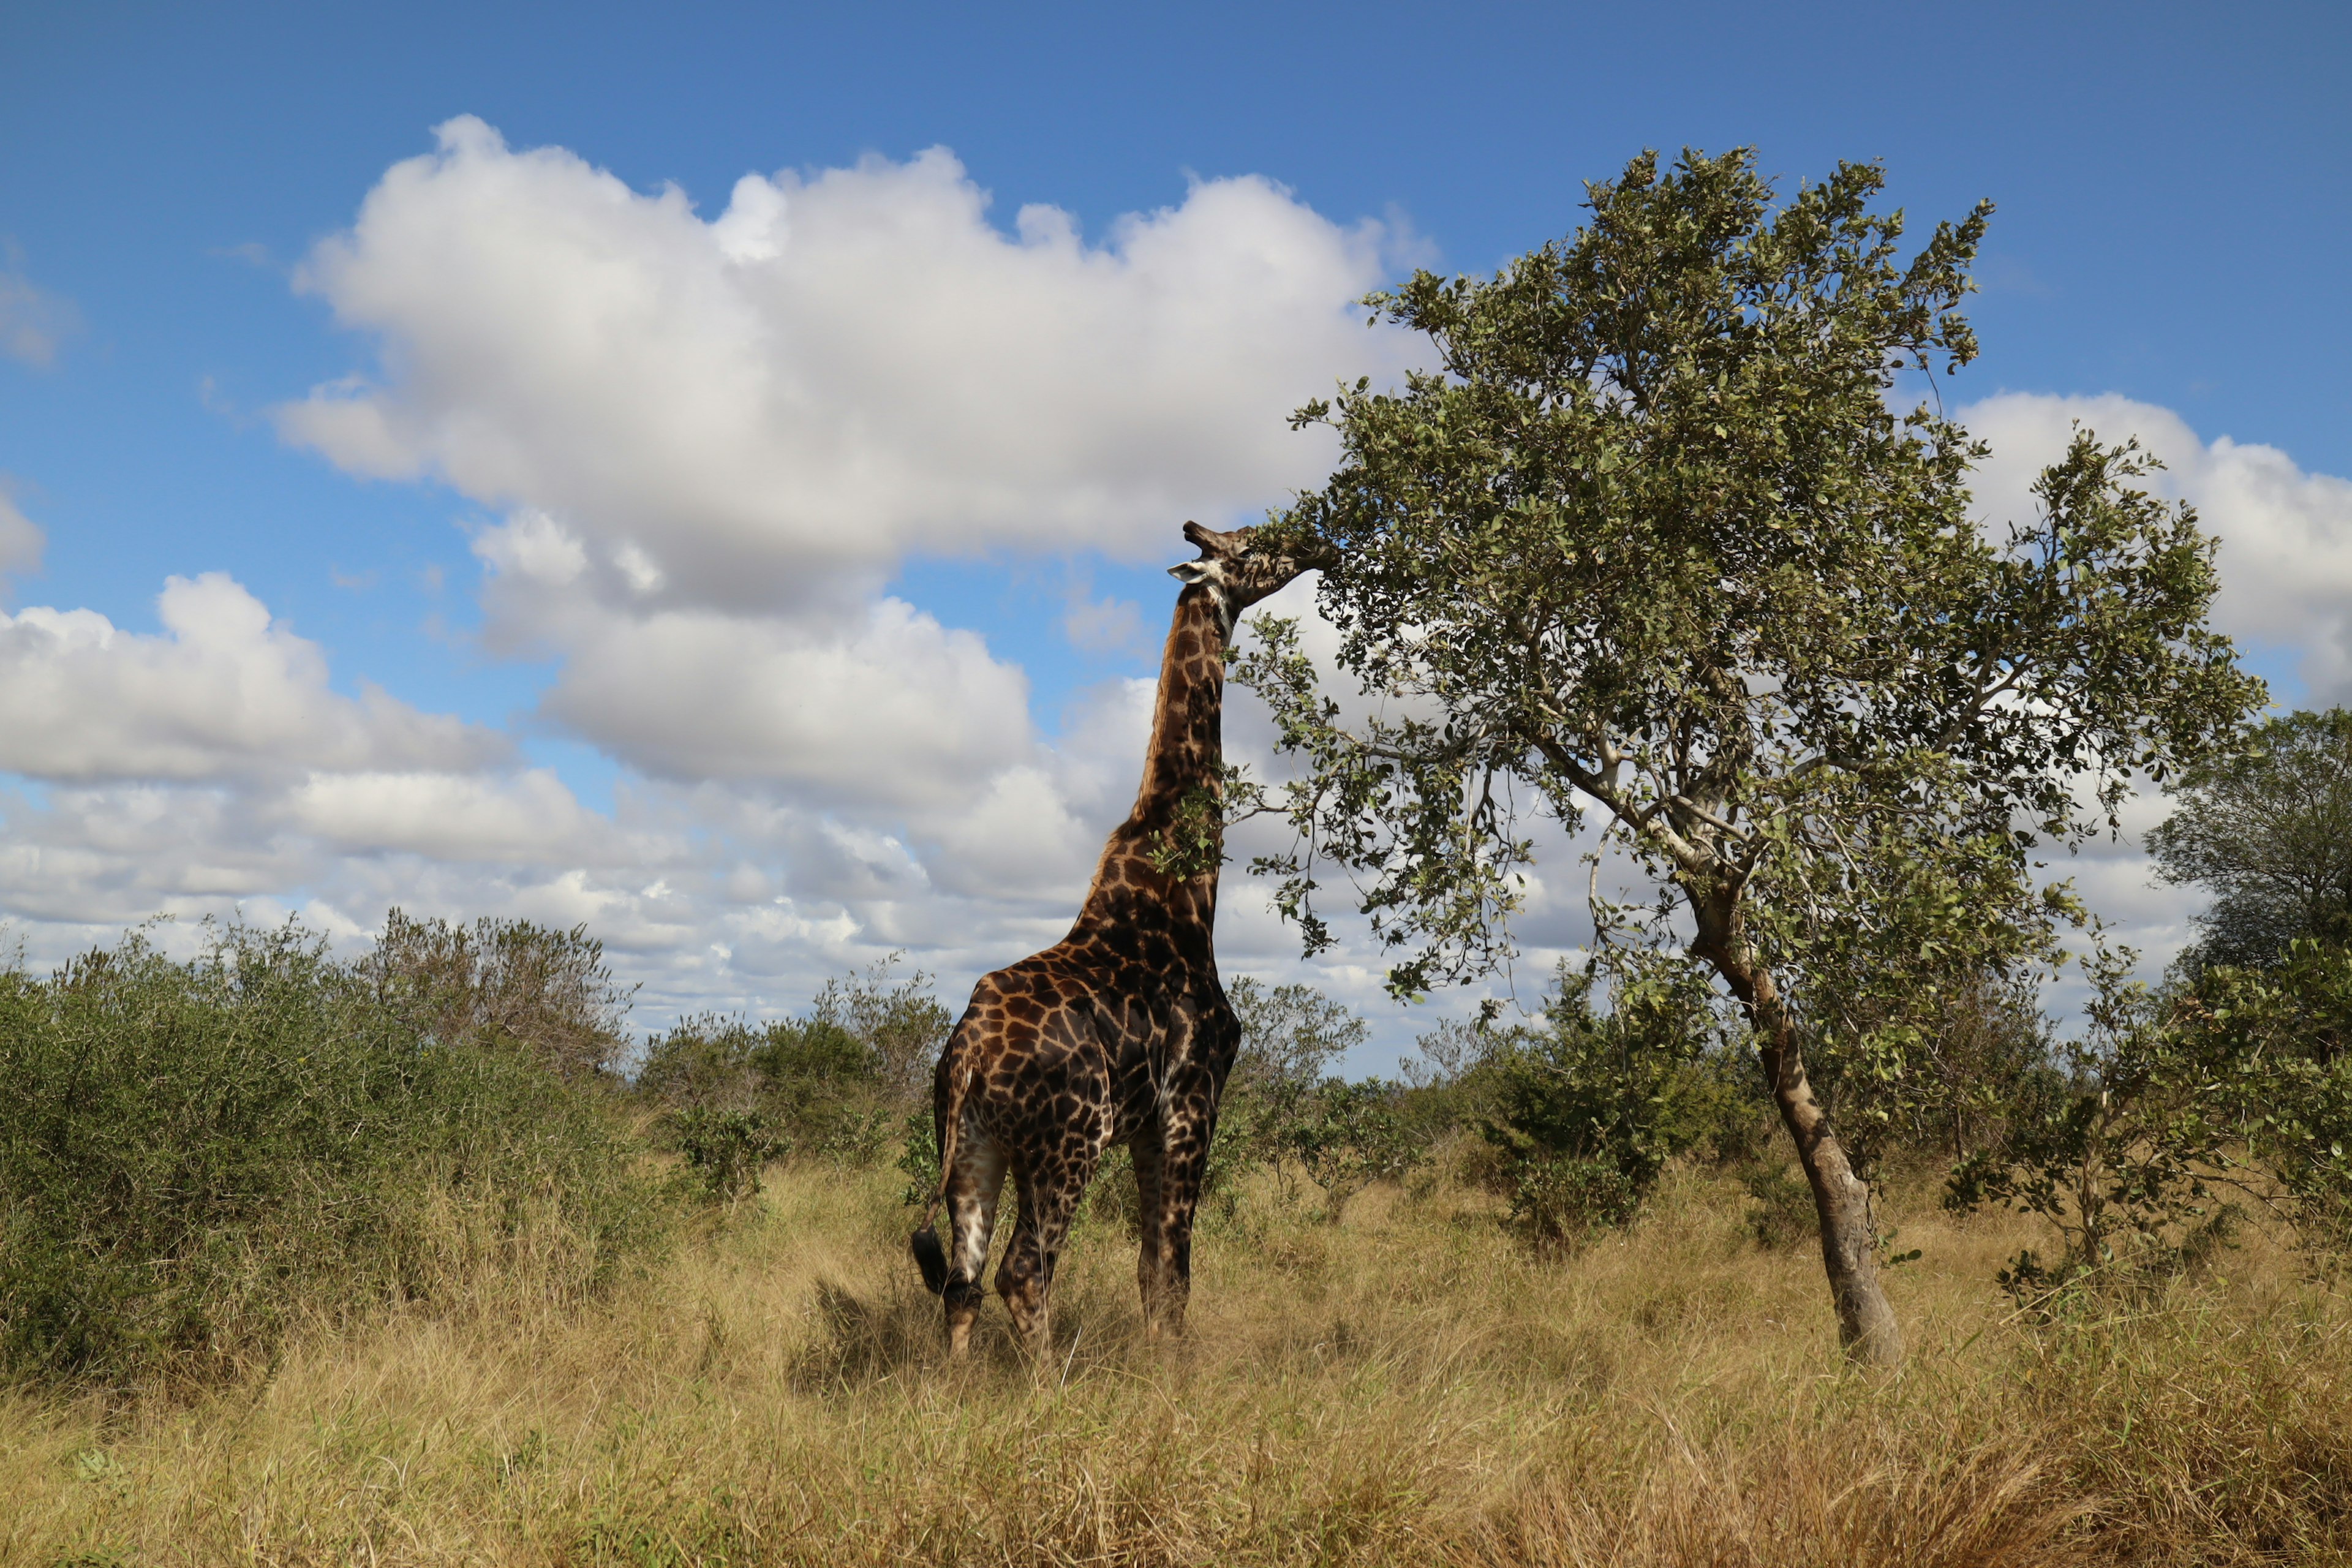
[1145,1111,1215,1339]
[942,1135,1007,1359]
[1131,1131,1170,1336]
[996,1153,1092,1362]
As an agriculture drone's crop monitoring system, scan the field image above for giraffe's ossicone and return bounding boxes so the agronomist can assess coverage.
[909,520,1330,1359]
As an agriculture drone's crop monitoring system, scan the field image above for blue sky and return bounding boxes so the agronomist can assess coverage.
[2,1,2348,1064]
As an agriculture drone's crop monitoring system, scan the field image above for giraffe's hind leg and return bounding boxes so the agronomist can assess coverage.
[996,1151,1093,1362]
[942,1134,1007,1359]
[1141,1110,1213,1339]
[1131,1131,1173,1336]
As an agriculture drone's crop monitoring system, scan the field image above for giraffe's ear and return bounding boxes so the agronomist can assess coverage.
[1168,561,1212,586]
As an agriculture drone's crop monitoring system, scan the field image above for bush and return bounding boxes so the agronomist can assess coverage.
[1269,1077,1425,1224]
[1743,1163,1817,1250]
[672,1108,786,1206]
[896,1110,941,1209]
[360,908,635,1083]
[1480,959,1758,1248]
[636,957,947,1168]
[0,919,668,1387]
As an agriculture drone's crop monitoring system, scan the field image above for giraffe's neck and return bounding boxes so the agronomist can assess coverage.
[1068,584,1226,944]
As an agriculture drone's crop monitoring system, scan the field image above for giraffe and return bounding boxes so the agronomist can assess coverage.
[909,519,1329,1359]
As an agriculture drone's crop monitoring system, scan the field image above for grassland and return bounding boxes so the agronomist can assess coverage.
[6,1153,2351,1567]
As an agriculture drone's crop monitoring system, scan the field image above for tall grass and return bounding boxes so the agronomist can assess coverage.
[6,1148,2351,1564]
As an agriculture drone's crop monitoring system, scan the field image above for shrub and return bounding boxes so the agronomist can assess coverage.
[0,919,668,1387]
[896,1110,941,1209]
[1269,1077,1424,1224]
[672,1108,786,1207]
[1743,1163,1817,1250]
[360,908,635,1083]
[1480,959,1757,1248]
[810,956,953,1105]
[637,959,944,1169]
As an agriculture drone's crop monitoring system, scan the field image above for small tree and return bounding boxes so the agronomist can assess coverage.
[1226,976,1367,1098]
[1482,954,1757,1248]
[1238,148,2260,1360]
[813,954,953,1105]
[361,909,635,1083]
[2149,709,2352,973]
[1273,1077,1422,1224]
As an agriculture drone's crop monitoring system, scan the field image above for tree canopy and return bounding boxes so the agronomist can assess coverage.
[2149,708,2352,973]
[1240,147,2263,1360]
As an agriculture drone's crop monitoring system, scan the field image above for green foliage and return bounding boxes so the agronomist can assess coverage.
[1235,146,2258,1346]
[1479,958,1759,1248]
[360,908,636,1083]
[636,956,949,1170]
[896,1110,941,1210]
[0,919,666,1386]
[2170,938,2352,1241]
[2149,708,2352,973]
[1948,927,2352,1293]
[1242,146,2256,1005]
[671,1109,786,1207]
[811,956,954,1106]
[1944,940,2231,1294]
[635,1014,769,1111]
[1267,1077,1423,1224]
[1225,976,1366,1098]
[1741,1164,1817,1250]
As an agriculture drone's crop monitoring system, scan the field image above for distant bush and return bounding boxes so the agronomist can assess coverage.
[673,1108,787,1207]
[638,956,949,1174]
[0,919,668,1387]
[1268,1077,1424,1224]
[360,908,636,1083]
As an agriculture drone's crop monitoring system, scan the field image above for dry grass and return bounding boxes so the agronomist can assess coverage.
[6,1159,2352,1566]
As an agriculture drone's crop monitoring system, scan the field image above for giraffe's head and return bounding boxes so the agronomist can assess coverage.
[1166,521,1335,639]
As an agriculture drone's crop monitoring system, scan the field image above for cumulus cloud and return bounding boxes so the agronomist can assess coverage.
[285,769,619,862]
[1964,392,2352,703]
[0,573,508,781]
[276,116,1415,611]
[537,597,1036,804]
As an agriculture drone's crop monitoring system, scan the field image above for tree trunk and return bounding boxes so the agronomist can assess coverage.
[1695,905,1904,1365]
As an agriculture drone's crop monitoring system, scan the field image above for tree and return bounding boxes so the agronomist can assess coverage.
[360,909,635,1083]
[1225,975,1368,1098]
[811,954,952,1105]
[2148,709,2352,973]
[1237,148,2261,1362]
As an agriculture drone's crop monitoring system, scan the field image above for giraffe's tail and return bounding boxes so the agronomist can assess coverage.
[908,1047,971,1297]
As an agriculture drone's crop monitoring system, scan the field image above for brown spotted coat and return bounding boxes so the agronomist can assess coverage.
[909,521,1325,1356]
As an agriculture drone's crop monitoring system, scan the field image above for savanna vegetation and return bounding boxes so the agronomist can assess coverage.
[11,146,2352,1564]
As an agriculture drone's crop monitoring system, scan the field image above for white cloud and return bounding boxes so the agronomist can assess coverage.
[276,116,1415,611]
[1964,392,2352,703]
[526,594,1036,805]
[0,573,507,782]
[286,768,617,862]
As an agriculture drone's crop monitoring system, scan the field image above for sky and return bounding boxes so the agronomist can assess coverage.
[1,1,2348,1069]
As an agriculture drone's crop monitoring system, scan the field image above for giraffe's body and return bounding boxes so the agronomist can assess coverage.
[910,521,1323,1355]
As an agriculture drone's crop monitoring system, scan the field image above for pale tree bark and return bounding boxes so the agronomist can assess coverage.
[1693,895,1904,1366]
